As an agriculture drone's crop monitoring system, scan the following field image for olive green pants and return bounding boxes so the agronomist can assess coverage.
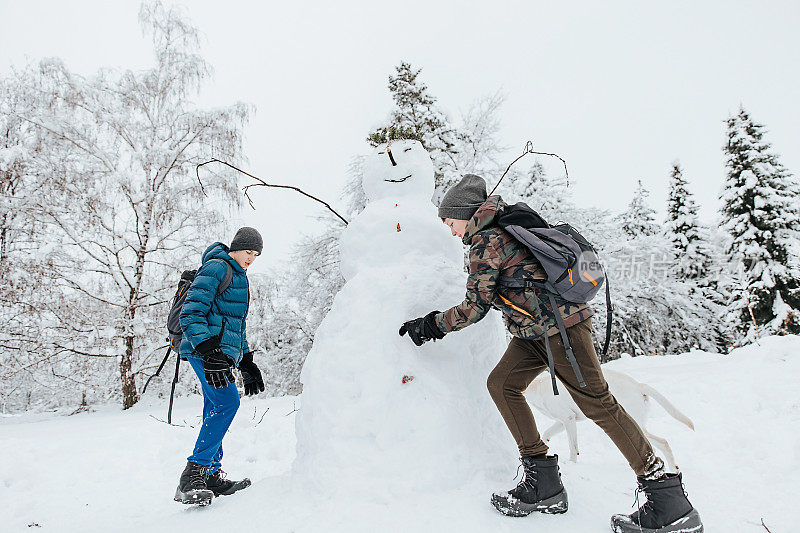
[487,317,658,477]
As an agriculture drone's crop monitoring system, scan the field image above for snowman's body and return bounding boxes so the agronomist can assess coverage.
[293,140,509,494]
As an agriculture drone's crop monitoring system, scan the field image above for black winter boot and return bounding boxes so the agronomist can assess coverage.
[491,454,568,517]
[206,469,251,497]
[611,473,703,532]
[174,462,214,506]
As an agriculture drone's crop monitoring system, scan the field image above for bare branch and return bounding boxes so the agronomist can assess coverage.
[196,159,349,225]
[488,141,570,196]
[51,343,115,358]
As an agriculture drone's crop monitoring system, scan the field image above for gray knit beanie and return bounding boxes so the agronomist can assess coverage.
[438,174,488,220]
[230,227,263,255]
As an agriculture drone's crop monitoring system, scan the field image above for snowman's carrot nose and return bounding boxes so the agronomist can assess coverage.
[386,147,398,166]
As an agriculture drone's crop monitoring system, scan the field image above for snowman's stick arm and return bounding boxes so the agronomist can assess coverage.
[488,141,570,196]
[196,159,349,226]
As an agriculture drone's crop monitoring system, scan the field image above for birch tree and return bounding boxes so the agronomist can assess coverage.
[9,1,250,409]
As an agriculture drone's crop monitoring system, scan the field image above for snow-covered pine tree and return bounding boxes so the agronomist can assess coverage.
[665,162,713,281]
[720,107,800,338]
[664,162,731,350]
[620,179,659,238]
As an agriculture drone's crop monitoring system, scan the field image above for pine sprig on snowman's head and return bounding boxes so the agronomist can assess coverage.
[367,125,424,147]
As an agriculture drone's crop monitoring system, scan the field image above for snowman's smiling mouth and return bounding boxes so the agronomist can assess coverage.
[385,174,412,183]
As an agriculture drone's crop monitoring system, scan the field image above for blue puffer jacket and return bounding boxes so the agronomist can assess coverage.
[179,242,250,367]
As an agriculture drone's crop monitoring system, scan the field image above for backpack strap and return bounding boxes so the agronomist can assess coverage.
[501,274,614,358]
[527,300,560,395]
[497,276,538,289]
[211,260,234,296]
[142,346,172,395]
[168,350,181,425]
[498,292,581,396]
[544,289,587,390]
[544,324,558,396]
[602,272,612,356]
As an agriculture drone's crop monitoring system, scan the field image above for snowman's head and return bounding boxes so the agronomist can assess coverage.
[362,139,435,202]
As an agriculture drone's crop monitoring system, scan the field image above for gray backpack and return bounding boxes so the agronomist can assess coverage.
[497,202,612,395]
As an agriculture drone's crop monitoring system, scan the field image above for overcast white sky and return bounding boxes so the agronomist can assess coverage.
[2,1,798,273]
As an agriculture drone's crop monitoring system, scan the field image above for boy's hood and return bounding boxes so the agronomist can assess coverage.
[201,242,245,273]
[462,195,506,244]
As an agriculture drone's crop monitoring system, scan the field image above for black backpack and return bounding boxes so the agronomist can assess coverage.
[496,202,613,395]
[143,260,233,423]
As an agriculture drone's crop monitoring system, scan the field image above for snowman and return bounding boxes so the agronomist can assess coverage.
[293,139,509,495]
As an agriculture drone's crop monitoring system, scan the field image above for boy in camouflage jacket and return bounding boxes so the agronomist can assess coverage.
[433,193,592,339]
[399,174,703,532]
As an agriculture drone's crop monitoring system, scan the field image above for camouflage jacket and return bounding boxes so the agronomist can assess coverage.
[434,195,593,340]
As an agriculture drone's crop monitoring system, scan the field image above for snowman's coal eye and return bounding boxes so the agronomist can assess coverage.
[378,152,385,154]
[404,147,412,152]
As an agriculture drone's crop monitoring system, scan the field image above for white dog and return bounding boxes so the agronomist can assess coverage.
[525,369,694,471]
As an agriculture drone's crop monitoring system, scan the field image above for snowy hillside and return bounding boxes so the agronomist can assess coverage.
[1,336,796,532]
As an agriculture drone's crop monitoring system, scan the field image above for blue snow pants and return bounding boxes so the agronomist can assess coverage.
[186,357,240,473]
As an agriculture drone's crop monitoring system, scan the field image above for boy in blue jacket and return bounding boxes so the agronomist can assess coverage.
[174,227,265,506]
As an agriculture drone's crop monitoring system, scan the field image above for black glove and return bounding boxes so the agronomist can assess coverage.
[197,336,234,389]
[239,351,265,396]
[399,311,445,347]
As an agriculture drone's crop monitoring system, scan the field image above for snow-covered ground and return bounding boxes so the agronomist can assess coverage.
[2,335,797,532]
